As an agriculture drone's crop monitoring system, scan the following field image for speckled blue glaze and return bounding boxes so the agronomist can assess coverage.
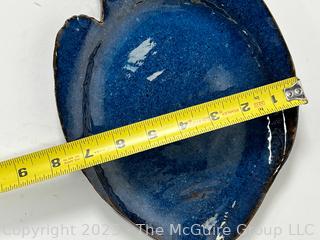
[54,0,298,239]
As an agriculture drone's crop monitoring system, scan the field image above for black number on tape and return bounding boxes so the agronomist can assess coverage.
[241,103,251,112]
[147,130,158,139]
[210,112,220,121]
[18,168,28,178]
[116,139,126,149]
[85,149,94,158]
[51,158,61,168]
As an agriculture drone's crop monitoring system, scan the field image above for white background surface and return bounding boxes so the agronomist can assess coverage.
[0,0,319,239]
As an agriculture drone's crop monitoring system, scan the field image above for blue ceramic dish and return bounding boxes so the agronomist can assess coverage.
[54,0,298,239]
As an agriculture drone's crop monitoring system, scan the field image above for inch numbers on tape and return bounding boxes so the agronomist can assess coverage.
[0,77,308,193]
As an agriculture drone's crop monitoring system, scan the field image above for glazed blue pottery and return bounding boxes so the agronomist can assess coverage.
[54,0,298,239]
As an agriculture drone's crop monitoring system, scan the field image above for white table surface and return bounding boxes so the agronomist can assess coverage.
[0,0,319,239]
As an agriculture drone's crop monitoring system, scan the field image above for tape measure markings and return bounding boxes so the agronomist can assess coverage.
[0,77,307,193]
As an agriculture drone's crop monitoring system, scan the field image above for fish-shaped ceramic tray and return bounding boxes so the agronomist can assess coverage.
[54,0,298,239]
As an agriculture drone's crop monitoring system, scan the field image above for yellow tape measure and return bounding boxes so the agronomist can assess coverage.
[0,77,308,193]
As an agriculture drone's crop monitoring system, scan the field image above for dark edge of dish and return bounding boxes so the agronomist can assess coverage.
[52,0,299,239]
[229,0,299,238]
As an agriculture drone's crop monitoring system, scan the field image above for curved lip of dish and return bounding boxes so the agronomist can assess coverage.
[53,0,299,239]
